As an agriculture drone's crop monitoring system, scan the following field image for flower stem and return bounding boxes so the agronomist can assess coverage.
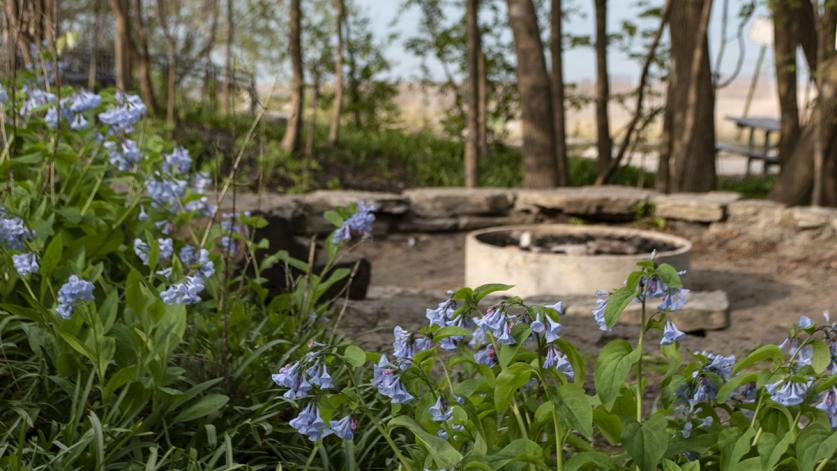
[551,407,563,471]
[637,297,646,422]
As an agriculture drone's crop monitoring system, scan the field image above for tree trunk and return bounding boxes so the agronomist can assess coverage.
[664,0,716,192]
[465,0,481,187]
[506,0,558,188]
[133,0,157,114]
[550,0,569,186]
[88,0,102,89]
[328,0,346,147]
[478,49,489,161]
[772,0,800,166]
[108,0,133,91]
[593,0,612,177]
[282,0,304,155]
[222,0,235,114]
[304,78,320,190]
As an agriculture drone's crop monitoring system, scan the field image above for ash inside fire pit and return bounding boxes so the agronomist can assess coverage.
[477,231,680,256]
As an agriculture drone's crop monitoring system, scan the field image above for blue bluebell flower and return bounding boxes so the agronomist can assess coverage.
[179,245,196,265]
[160,275,205,305]
[686,373,717,409]
[372,355,396,389]
[12,253,39,277]
[382,377,414,404]
[105,140,141,171]
[529,313,545,334]
[20,88,55,116]
[765,379,810,407]
[474,345,496,367]
[696,351,736,380]
[197,249,215,277]
[426,297,457,328]
[429,397,453,422]
[44,107,58,128]
[495,319,516,345]
[778,337,813,368]
[592,290,611,332]
[68,91,101,113]
[659,288,689,312]
[543,346,574,380]
[56,275,95,320]
[305,361,333,389]
[146,174,187,212]
[542,315,562,343]
[0,212,32,250]
[815,388,837,429]
[392,326,431,366]
[476,307,508,340]
[98,92,146,133]
[138,206,149,221]
[156,267,172,279]
[0,85,7,105]
[289,403,331,441]
[272,362,301,388]
[733,382,757,404]
[332,202,376,244]
[661,320,686,345]
[133,238,173,265]
[192,172,212,193]
[643,275,667,299]
[163,147,192,174]
[798,315,813,328]
[70,113,88,130]
[330,416,356,440]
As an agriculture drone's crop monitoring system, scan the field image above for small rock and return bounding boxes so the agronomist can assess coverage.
[304,190,410,214]
[653,191,741,223]
[790,206,837,230]
[515,185,659,220]
[405,187,516,218]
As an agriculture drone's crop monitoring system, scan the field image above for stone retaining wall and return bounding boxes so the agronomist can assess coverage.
[224,186,837,242]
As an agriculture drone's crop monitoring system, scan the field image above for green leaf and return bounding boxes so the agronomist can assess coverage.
[40,233,64,277]
[473,283,514,302]
[719,427,756,471]
[564,451,617,471]
[757,430,794,470]
[733,345,784,374]
[604,287,636,328]
[343,345,366,367]
[796,424,837,471]
[656,263,683,289]
[554,383,593,438]
[324,210,344,227]
[622,414,670,471]
[594,340,641,408]
[486,439,543,468]
[389,416,462,468]
[494,363,533,414]
[717,373,758,402]
[593,408,622,445]
[172,394,229,423]
[434,326,471,340]
[810,339,830,374]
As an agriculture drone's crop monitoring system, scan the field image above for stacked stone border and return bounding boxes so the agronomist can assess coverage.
[226,186,837,242]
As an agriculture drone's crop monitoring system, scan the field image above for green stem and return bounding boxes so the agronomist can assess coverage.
[511,400,529,440]
[552,407,563,471]
[80,172,104,216]
[637,298,646,422]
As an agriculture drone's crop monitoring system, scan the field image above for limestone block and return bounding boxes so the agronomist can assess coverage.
[405,187,516,217]
[653,192,742,223]
[303,190,410,214]
[515,185,659,219]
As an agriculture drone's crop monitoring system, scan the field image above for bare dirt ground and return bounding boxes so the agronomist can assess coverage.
[343,227,837,361]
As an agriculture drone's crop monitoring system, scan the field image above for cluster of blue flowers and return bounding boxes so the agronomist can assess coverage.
[1,208,39,278]
[333,202,376,244]
[98,91,146,134]
[272,346,356,442]
[56,275,95,320]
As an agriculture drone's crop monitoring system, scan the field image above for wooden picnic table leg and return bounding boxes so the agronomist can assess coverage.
[762,130,771,176]
[746,126,755,177]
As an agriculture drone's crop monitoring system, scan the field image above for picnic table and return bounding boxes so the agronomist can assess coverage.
[716,116,780,176]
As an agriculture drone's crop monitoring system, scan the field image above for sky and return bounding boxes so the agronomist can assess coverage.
[354,0,795,86]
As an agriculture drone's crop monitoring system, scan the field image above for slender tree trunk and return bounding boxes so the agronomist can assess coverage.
[223,0,235,114]
[329,0,346,146]
[88,0,102,89]
[155,0,178,125]
[282,0,304,154]
[465,0,481,187]
[507,0,558,188]
[133,0,157,114]
[665,0,716,192]
[344,10,361,128]
[478,49,489,161]
[304,77,320,189]
[593,0,612,176]
[108,0,133,90]
[550,0,569,186]
[772,0,800,166]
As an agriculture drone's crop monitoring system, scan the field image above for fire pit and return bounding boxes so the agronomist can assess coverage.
[465,224,692,297]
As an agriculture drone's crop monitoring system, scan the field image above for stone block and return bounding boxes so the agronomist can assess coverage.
[726,199,786,224]
[303,190,410,215]
[562,290,729,331]
[653,192,742,223]
[405,187,516,218]
[789,206,837,230]
[515,185,659,220]
[456,213,537,231]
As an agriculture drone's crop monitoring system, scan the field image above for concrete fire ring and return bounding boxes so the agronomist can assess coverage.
[465,224,692,297]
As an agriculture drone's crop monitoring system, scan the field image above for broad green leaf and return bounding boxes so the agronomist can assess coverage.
[555,339,586,384]
[494,363,533,414]
[390,416,462,468]
[757,430,794,470]
[434,326,471,340]
[41,233,63,277]
[172,394,229,423]
[593,408,622,445]
[324,210,343,227]
[554,383,593,438]
[810,339,830,374]
[656,263,683,288]
[717,373,758,402]
[604,287,636,328]
[343,345,366,367]
[594,340,641,408]
[622,414,670,471]
[473,283,514,302]
[733,345,784,374]
[796,424,837,471]
[719,426,756,471]
[564,451,617,471]
[486,439,543,468]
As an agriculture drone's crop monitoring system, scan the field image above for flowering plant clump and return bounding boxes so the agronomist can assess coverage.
[273,252,837,470]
